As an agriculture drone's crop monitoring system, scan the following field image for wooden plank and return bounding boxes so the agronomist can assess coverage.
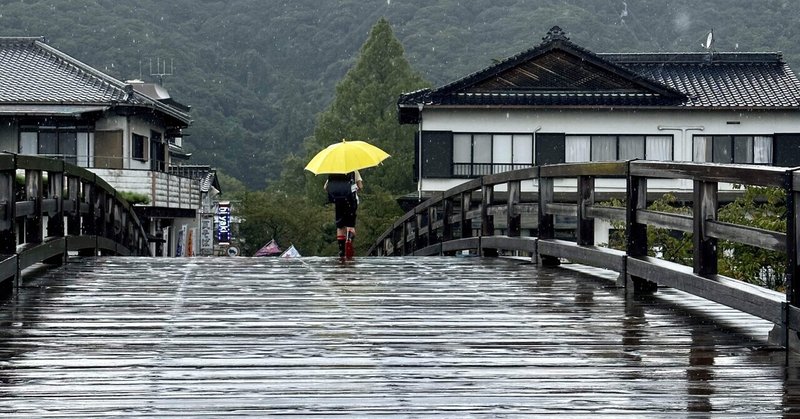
[0,257,787,416]
[480,235,537,254]
[17,239,65,271]
[412,243,441,256]
[538,239,626,272]
[630,161,786,187]
[705,220,786,252]
[586,205,625,222]
[637,209,693,232]
[480,167,538,186]
[66,236,97,252]
[626,256,784,324]
[441,237,480,253]
[539,161,626,178]
[544,202,577,217]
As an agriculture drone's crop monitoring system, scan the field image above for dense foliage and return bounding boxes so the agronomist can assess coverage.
[603,188,788,291]
[2,0,799,188]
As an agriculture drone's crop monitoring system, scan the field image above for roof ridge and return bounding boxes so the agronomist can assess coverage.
[602,52,783,64]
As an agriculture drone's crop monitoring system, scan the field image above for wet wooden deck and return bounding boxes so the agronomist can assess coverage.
[0,256,798,416]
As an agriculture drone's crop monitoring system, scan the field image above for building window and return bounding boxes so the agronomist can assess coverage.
[20,127,83,165]
[452,133,534,177]
[566,134,672,162]
[693,135,772,164]
[150,131,166,172]
[132,133,147,161]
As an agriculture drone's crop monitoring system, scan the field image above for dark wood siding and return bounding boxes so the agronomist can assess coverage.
[774,134,800,167]
[416,131,452,179]
[535,133,565,166]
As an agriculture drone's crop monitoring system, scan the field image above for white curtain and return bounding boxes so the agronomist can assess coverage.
[591,135,616,161]
[19,131,37,154]
[512,134,533,166]
[693,136,710,162]
[493,134,512,173]
[619,136,645,160]
[646,135,672,161]
[452,133,472,176]
[77,132,90,167]
[473,134,492,163]
[565,136,590,162]
[754,136,773,164]
[452,134,471,163]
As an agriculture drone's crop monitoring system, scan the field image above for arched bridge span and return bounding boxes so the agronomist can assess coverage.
[371,161,800,346]
[0,154,150,292]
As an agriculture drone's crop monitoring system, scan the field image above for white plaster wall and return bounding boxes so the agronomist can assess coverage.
[418,107,800,192]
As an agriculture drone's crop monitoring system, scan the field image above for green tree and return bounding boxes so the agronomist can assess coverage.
[302,17,430,253]
[306,17,430,196]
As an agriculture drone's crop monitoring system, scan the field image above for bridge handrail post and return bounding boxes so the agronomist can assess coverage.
[480,179,497,257]
[442,196,454,254]
[507,180,521,238]
[460,191,472,240]
[0,159,16,255]
[786,168,800,308]
[576,175,594,246]
[66,175,81,236]
[24,168,43,246]
[426,205,436,249]
[537,170,558,266]
[626,161,654,292]
[46,162,67,265]
[693,179,719,276]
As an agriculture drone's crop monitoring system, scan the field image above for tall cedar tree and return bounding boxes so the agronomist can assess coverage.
[306,17,429,198]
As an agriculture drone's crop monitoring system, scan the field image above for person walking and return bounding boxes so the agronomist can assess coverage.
[324,170,363,261]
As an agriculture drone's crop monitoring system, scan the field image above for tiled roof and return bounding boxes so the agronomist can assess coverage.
[0,37,190,124]
[606,53,800,108]
[399,27,800,114]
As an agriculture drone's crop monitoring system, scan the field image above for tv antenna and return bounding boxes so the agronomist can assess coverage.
[149,58,174,84]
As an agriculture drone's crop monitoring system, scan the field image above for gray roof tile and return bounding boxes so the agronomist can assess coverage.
[0,37,190,124]
[399,28,800,114]
[0,37,129,103]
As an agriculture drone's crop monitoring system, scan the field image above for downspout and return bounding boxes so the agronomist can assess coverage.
[417,103,424,201]
[532,125,542,165]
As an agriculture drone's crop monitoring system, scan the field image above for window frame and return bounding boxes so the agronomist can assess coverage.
[131,133,148,161]
[692,134,773,165]
[451,132,535,178]
[19,125,87,165]
[565,134,674,162]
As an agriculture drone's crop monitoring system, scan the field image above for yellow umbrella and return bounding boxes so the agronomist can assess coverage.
[304,139,390,175]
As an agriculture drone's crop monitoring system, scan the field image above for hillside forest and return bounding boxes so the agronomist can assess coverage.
[1,0,799,266]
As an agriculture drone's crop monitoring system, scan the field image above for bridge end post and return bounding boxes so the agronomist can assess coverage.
[480,181,498,257]
[626,163,656,293]
[537,175,559,267]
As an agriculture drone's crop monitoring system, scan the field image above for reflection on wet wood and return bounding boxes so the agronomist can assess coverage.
[0,256,797,416]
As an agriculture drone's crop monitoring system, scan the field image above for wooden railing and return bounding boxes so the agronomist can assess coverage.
[370,161,800,340]
[0,154,151,292]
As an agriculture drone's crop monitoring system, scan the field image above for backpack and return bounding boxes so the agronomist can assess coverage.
[327,173,356,203]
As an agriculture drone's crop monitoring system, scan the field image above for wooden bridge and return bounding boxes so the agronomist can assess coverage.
[1,255,798,416]
[2,159,800,414]
[0,154,150,294]
[371,161,800,349]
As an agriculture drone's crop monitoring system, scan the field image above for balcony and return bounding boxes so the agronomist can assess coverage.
[90,168,200,210]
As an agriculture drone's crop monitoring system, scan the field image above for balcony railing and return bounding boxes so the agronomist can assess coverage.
[453,163,534,178]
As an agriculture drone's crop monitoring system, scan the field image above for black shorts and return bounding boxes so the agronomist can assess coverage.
[334,198,358,229]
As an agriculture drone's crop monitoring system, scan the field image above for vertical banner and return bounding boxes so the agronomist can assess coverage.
[176,225,187,257]
[216,202,232,244]
[200,216,213,255]
[187,228,195,257]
